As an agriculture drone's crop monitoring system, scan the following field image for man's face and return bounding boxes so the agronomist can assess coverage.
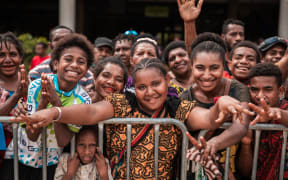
[35,44,46,56]
[50,28,71,50]
[249,76,283,107]
[114,39,132,67]
[93,46,112,64]
[222,24,245,50]
[262,45,286,64]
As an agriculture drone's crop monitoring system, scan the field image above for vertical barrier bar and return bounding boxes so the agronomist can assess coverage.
[154,124,160,179]
[42,127,47,180]
[224,147,230,180]
[252,130,261,180]
[98,123,104,153]
[70,136,76,157]
[280,130,288,180]
[12,123,19,180]
[126,124,132,180]
[181,131,188,180]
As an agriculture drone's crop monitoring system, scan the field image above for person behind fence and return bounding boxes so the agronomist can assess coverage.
[227,40,261,85]
[180,32,251,179]
[14,58,254,179]
[240,62,288,179]
[3,33,93,180]
[0,32,28,167]
[113,33,135,76]
[54,126,113,180]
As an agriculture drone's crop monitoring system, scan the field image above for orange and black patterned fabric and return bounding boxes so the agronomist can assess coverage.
[104,92,195,180]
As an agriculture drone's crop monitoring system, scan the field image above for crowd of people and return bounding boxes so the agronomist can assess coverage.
[0,0,288,179]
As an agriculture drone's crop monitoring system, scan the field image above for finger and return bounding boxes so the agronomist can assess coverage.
[215,111,226,123]
[191,0,195,6]
[259,98,270,112]
[186,132,202,149]
[250,115,260,125]
[199,136,207,148]
[197,0,204,10]
[248,103,262,114]
[177,0,181,7]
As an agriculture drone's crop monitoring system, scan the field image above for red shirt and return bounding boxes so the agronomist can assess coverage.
[29,55,50,70]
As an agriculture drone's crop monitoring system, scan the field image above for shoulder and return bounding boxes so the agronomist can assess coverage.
[73,84,92,104]
[229,79,250,102]
[180,86,193,101]
[105,93,131,117]
[175,99,196,122]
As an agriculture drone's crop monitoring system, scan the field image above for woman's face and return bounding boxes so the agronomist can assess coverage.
[192,52,224,92]
[168,47,191,78]
[0,42,21,77]
[131,42,157,67]
[134,68,169,115]
[55,47,88,89]
[94,63,125,98]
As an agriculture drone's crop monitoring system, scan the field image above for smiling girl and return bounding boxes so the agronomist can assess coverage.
[14,58,253,179]
[4,33,94,180]
[181,33,251,178]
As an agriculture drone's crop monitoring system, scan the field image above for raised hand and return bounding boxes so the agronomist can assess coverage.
[40,74,61,107]
[15,64,28,98]
[177,0,204,22]
[249,98,281,125]
[95,147,109,180]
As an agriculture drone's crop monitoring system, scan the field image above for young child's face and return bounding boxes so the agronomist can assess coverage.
[55,47,88,86]
[76,130,97,164]
[134,68,169,115]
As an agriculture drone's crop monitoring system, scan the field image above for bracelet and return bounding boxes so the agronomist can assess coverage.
[53,107,62,122]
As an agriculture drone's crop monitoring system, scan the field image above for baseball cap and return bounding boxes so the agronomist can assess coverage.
[258,36,287,52]
[94,37,113,49]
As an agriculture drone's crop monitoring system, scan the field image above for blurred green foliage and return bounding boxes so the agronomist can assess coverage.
[17,33,49,71]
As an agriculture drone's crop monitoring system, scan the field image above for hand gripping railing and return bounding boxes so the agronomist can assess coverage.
[0,117,189,180]
[196,122,288,180]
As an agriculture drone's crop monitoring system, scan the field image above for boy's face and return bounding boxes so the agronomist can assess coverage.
[249,76,283,107]
[76,131,97,164]
[262,45,286,64]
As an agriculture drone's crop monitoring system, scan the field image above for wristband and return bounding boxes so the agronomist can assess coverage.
[53,107,62,122]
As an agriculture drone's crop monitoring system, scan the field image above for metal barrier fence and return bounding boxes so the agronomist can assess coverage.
[196,122,288,180]
[0,117,189,180]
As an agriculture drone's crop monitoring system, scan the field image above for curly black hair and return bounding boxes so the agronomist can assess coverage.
[162,40,186,65]
[248,62,282,87]
[51,33,94,68]
[222,18,245,34]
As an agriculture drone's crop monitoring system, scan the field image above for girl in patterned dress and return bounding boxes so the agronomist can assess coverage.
[15,58,253,180]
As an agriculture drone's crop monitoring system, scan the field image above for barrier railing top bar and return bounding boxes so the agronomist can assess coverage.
[0,116,14,122]
[221,122,288,131]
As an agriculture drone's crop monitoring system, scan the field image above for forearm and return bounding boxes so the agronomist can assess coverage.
[0,93,21,115]
[236,143,253,177]
[56,101,114,125]
[54,123,74,147]
[61,174,74,180]
[184,21,197,56]
[209,123,248,151]
[99,174,109,180]
[278,109,288,127]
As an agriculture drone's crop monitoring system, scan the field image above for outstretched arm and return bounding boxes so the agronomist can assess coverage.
[177,0,204,55]
[15,100,115,129]
[187,96,253,131]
